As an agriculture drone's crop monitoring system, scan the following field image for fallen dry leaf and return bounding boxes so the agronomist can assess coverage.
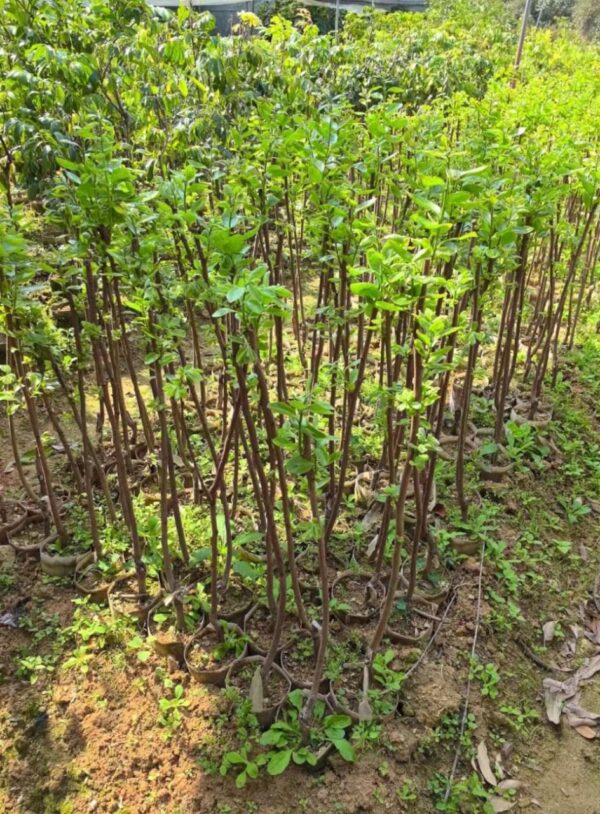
[476,741,497,787]
[564,698,600,730]
[542,620,556,644]
[575,725,598,740]
[361,504,382,533]
[489,796,515,812]
[366,533,379,559]
[578,653,600,681]
[543,654,600,725]
[543,678,576,724]
[497,779,523,792]
[585,617,600,645]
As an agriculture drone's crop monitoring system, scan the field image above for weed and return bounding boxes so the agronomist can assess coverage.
[469,658,500,700]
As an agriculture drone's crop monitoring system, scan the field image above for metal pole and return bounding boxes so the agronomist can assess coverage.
[512,0,535,85]
[334,0,341,37]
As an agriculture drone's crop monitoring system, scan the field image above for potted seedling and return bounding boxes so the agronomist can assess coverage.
[244,602,296,657]
[296,547,336,594]
[475,440,514,483]
[148,582,208,660]
[41,540,94,578]
[330,570,385,625]
[280,627,327,691]
[225,654,291,727]
[398,560,449,603]
[184,621,248,686]
[257,690,356,775]
[210,579,254,623]
[75,556,127,604]
[328,658,373,723]
[385,596,435,646]
[107,573,161,624]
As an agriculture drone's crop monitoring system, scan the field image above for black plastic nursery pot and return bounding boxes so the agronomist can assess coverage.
[330,570,385,625]
[447,534,481,556]
[280,628,328,693]
[385,598,437,646]
[477,443,514,483]
[0,500,43,546]
[510,401,552,429]
[398,562,450,604]
[147,599,203,662]
[225,654,291,728]
[184,621,247,686]
[205,581,254,623]
[41,546,94,578]
[75,559,125,604]
[327,664,370,723]
[478,459,514,483]
[107,575,161,624]
[243,603,297,657]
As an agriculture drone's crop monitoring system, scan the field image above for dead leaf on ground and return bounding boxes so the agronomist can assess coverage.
[497,779,523,792]
[542,621,556,645]
[564,698,600,728]
[476,741,497,787]
[578,654,600,681]
[584,616,600,645]
[543,678,576,724]
[489,796,515,812]
[543,653,600,735]
[588,498,600,514]
[574,725,598,740]
[366,533,379,560]
[361,504,382,532]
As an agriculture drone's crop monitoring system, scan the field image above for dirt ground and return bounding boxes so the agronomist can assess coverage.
[2,516,599,814]
[2,368,600,813]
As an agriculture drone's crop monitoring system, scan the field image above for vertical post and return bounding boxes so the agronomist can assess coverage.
[536,0,547,26]
[334,0,340,37]
[512,0,535,86]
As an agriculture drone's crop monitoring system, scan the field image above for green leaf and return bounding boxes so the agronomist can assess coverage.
[235,770,247,788]
[271,401,296,418]
[267,749,292,776]
[350,282,379,300]
[212,307,234,318]
[226,286,246,303]
[310,399,333,416]
[332,738,355,762]
[259,729,283,746]
[287,689,304,711]
[324,714,352,729]
[233,561,260,580]
[286,454,313,476]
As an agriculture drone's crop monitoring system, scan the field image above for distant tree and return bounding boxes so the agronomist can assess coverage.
[533,0,573,25]
[573,0,600,40]
[506,0,573,25]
